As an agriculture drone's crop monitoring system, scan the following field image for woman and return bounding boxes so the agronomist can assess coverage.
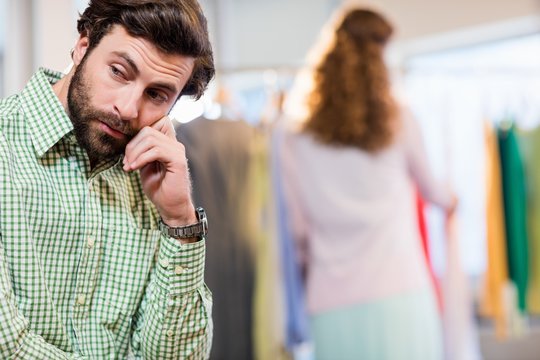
[281,8,456,360]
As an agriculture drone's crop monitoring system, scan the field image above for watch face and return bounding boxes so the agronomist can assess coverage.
[195,207,208,236]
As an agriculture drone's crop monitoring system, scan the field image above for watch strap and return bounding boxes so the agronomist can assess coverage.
[158,207,208,239]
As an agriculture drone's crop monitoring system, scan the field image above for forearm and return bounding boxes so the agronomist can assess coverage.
[131,236,212,359]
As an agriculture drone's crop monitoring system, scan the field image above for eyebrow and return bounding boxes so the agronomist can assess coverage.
[113,51,139,75]
[112,51,179,95]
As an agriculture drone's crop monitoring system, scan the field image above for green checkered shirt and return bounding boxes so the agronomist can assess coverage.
[0,68,212,359]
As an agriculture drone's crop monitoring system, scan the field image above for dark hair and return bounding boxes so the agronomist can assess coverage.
[77,0,214,99]
[303,8,397,152]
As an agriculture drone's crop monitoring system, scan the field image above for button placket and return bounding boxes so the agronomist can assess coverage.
[73,176,102,322]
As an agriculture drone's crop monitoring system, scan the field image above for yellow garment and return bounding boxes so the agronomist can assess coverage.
[251,131,289,360]
[479,122,510,338]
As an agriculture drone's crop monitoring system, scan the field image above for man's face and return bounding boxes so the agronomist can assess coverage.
[67,25,195,162]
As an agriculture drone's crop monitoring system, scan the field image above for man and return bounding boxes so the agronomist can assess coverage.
[0,0,214,358]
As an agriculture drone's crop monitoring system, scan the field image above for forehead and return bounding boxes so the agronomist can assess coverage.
[93,25,195,92]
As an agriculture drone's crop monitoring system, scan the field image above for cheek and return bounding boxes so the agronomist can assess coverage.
[89,91,112,112]
[137,108,168,129]
[90,77,120,111]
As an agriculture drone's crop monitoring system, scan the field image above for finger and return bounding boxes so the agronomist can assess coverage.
[128,146,164,172]
[128,141,185,172]
[151,115,176,137]
[125,135,185,171]
[125,127,162,164]
[124,131,163,170]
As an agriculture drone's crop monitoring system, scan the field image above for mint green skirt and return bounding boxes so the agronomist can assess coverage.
[310,288,443,360]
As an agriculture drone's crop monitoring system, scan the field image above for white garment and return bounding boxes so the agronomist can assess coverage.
[281,109,453,314]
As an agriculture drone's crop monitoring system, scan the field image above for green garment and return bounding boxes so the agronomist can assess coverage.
[0,68,211,359]
[516,127,540,313]
[498,123,529,312]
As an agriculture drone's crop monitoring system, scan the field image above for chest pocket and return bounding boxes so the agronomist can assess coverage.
[97,226,160,316]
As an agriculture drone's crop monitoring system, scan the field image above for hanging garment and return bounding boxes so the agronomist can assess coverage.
[441,214,482,360]
[416,192,443,312]
[498,123,529,313]
[176,117,286,360]
[250,130,288,360]
[176,117,258,360]
[479,122,510,338]
[271,123,311,351]
[516,127,540,314]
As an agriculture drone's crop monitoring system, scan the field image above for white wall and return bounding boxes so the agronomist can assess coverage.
[211,0,540,68]
[358,0,540,41]
[2,0,540,94]
[219,0,340,69]
[33,0,81,73]
[2,0,79,96]
[3,0,33,96]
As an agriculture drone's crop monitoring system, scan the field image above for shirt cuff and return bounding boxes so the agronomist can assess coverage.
[154,235,206,296]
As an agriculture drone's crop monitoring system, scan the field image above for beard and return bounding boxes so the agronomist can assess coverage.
[67,55,137,163]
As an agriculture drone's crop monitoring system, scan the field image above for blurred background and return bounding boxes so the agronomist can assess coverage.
[2,0,540,359]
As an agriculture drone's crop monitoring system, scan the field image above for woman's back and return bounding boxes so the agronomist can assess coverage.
[282,109,439,313]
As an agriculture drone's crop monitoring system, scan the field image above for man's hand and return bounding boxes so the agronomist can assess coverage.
[123,116,197,228]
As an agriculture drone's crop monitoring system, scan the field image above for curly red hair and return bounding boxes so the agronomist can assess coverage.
[303,9,398,152]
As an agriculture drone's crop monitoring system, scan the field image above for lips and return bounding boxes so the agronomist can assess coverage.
[98,121,126,139]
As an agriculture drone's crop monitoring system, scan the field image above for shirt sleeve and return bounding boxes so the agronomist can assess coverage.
[129,234,212,359]
[0,133,86,359]
[401,108,454,209]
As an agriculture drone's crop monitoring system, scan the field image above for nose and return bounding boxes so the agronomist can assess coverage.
[114,89,140,121]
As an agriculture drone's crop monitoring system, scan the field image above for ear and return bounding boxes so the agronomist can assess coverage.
[72,34,90,66]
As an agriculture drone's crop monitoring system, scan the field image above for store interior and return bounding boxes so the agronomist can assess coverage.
[1,0,540,359]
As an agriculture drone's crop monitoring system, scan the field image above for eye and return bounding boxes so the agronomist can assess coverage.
[110,65,125,79]
[146,89,168,103]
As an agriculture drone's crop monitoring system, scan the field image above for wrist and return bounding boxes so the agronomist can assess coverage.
[158,207,208,243]
[160,205,197,227]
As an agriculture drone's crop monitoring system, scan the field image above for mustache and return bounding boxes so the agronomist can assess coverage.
[90,110,137,137]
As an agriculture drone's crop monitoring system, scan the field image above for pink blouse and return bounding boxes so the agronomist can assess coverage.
[281,109,453,314]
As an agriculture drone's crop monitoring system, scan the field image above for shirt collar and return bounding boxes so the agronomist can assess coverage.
[20,67,75,158]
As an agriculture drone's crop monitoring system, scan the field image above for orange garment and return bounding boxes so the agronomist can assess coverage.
[480,122,509,338]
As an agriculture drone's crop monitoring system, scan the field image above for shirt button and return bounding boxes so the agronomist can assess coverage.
[174,265,184,275]
[167,328,175,338]
[167,299,175,307]
[87,236,95,248]
[160,258,170,268]
[77,294,86,305]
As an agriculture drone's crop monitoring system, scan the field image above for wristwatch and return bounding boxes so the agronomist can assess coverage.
[159,207,208,240]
